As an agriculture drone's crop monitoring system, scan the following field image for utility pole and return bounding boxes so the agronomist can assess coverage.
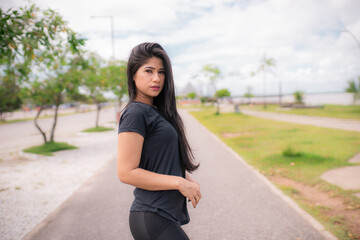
[342,27,360,50]
[90,15,115,59]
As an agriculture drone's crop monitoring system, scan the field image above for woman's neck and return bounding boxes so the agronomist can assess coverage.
[134,95,153,106]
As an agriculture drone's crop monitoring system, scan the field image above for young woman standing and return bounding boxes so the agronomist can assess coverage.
[117,42,201,240]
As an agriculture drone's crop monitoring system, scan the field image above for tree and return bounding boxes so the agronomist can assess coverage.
[24,78,54,143]
[187,92,197,99]
[216,88,230,99]
[256,54,276,109]
[3,4,86,143]
[202,64,221,114]
[82,53,108,128]
[0,77,22,121]
[244,86,254,104]
[0,5,41,120]
[346,76,360,105]
[106,60,128,111]
[294,90,304,104]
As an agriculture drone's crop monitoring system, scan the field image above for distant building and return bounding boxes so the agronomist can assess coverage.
[180,82,198,97]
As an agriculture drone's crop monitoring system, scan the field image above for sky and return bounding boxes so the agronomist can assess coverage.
[2,0,360,97]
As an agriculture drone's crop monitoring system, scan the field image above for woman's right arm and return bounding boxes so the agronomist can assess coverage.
[117,132,201,207]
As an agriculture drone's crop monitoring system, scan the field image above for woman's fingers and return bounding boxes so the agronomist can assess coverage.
[192,198,197,208]
[179,178,202,208]
[190,192,202,208]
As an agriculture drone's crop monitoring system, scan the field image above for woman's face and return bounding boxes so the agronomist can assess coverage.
[133,57,165,104]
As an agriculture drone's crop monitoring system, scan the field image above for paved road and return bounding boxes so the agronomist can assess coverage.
[24,110,333,240]
[0,108,116,162]
[241,109,360,132]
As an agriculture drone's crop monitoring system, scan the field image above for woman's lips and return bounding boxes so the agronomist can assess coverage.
[150,86,160,90]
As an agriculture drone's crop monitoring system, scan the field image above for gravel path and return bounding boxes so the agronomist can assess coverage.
[24,110,334,240]
[0,108,117,240]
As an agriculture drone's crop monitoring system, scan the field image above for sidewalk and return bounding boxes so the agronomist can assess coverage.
[240,109,360,133]
[24,110,334,240]
[0,108,117,240]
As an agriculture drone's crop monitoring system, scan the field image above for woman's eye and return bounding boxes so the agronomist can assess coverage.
[145,70,152,73]
[159,71,165,75]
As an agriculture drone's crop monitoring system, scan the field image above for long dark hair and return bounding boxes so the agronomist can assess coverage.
[127,42,199,173]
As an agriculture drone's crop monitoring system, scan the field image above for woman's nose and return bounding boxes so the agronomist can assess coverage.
[153,73,160,82]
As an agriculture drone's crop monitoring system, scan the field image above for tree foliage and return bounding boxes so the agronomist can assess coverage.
[1,4,86,142]
[187,92,197,99]
[294,90,304,104]
[255,54,276,109]
[82,53,109,128]
[105,60,127,109]
[346,76,360,104]
[202,64,221,114]
[216,88,230,98]
[244,86,254,98]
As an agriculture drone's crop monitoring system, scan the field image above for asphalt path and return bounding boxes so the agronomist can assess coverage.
[24,110,333,240]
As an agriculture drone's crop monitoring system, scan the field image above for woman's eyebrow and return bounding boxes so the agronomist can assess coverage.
[144,66,165,70]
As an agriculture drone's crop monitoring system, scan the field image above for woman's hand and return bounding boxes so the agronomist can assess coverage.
[179,178,202,208]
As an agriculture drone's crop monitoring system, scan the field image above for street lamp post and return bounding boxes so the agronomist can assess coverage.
[90,15,115,59]
[342,27,360,50]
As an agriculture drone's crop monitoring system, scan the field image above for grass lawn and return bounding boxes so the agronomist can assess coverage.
[23,142,77,156]
[82,126,114,132]
[190,107,360,240]
[241,104,360,120]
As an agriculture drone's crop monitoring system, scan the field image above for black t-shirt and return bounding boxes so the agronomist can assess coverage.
[118,101,189,225]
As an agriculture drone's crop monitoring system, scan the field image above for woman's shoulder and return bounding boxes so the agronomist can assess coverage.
[122,102,155,118]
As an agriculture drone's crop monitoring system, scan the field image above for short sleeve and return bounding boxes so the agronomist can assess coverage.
[118,105,146,137]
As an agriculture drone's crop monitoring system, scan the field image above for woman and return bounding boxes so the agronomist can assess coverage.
[117,42,201,240]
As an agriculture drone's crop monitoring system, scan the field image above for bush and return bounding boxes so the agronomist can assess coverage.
[282,146,302,157]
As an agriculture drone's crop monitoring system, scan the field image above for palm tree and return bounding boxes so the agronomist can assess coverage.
[202,64,221,114]
[257,54,276,109]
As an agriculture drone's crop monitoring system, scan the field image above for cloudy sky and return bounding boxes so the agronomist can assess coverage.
[2,0,360,96]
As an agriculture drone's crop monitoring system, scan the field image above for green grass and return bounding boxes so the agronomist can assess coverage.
[189,107,360,239]
[190,108,360,184]
[82,126,114,132]
[23,142,78,156]
[242,104,360,120]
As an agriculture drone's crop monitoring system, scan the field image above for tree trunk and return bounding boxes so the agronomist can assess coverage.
[216,98,220,115]
[50,104,60,142]
[263,71,267,109]
[34,106,47,144]
[278,78,282,106]
[95,102,101,128]
[116,98,123,123]
[118,97,123,111]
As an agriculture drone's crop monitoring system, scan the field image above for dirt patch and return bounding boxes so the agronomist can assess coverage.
[269,176,360,239]
[349,152,360,163]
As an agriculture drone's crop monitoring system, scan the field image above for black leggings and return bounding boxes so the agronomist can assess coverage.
[129,211,190,240]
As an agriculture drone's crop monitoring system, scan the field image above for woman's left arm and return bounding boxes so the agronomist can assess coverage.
[186,172,199,186]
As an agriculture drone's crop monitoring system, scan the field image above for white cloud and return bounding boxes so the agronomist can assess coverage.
[1,0,360,96]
